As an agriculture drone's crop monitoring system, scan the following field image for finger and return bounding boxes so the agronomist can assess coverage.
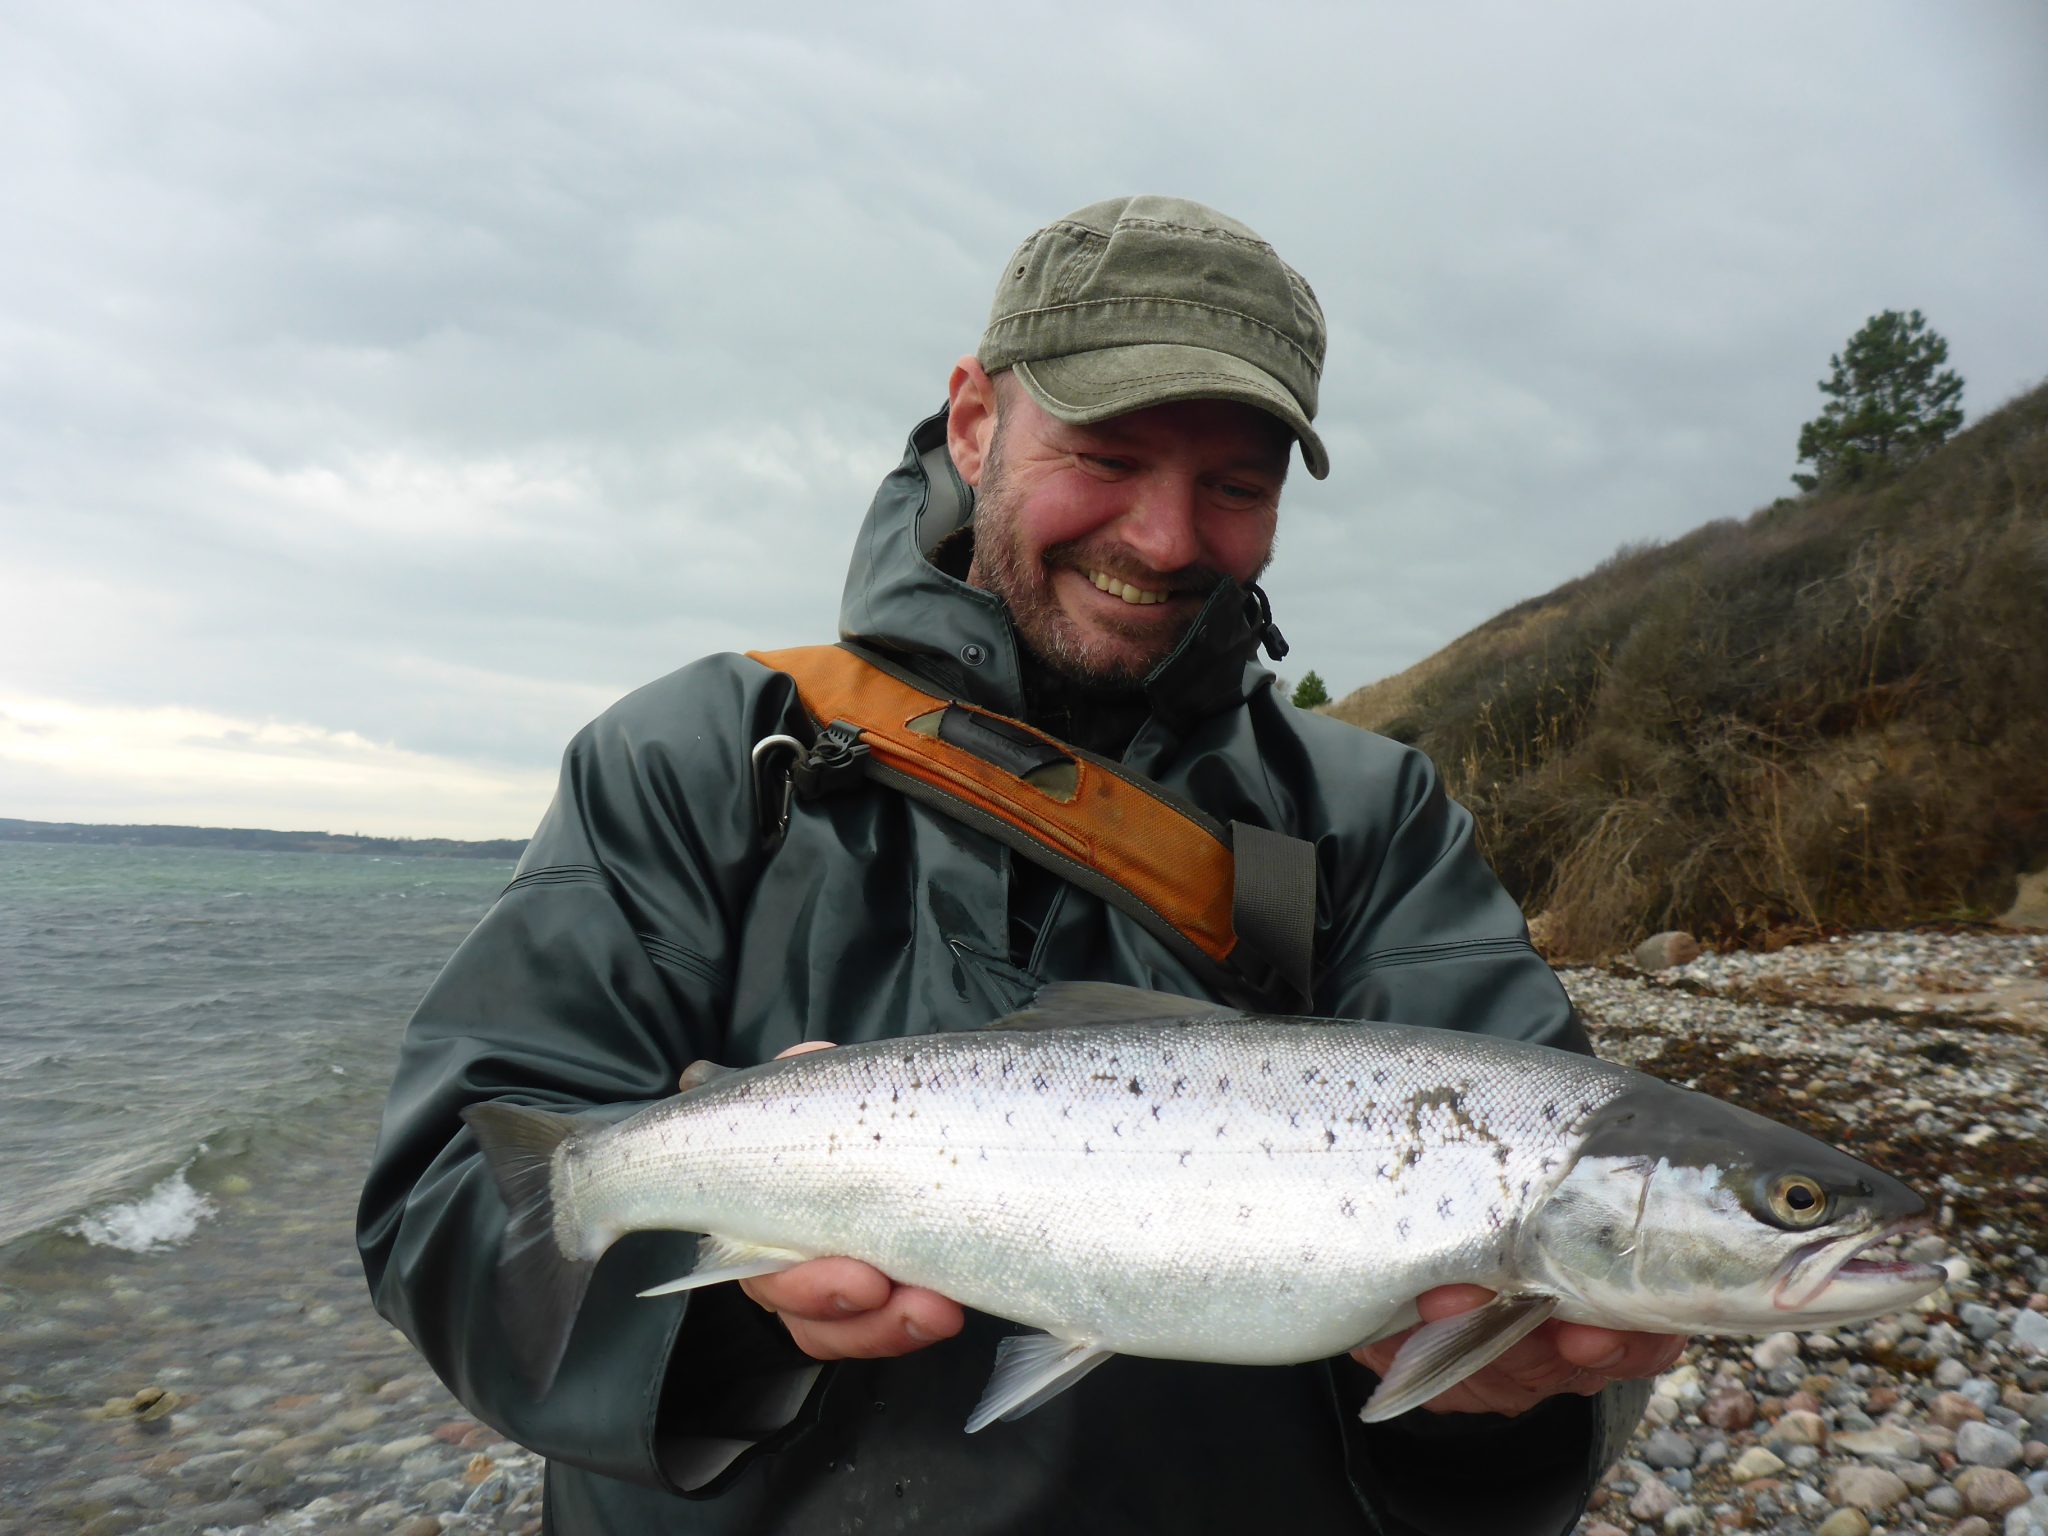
[1411,1284,1496,1323]
[783,1287,965,1361]
[741,1257,892,1321]
[1552,1323,1688,1378]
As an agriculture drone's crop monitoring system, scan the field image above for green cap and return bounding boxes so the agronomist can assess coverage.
[977,195,1329,479]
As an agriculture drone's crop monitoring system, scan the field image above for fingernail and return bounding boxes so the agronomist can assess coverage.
[832,1294,861,1313]
[1590,1347,1625,1371]
[904,1319,935,1343]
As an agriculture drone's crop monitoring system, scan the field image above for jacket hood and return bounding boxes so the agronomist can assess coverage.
[837,407,1287,738]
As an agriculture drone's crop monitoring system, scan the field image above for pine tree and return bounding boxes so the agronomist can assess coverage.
[1793,310,1964,492]
[1291,670,1329,709]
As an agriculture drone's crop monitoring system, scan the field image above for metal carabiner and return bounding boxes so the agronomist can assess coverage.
[750,734,806,851]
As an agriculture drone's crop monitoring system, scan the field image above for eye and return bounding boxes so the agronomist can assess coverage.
[1768,1175,1829,1227]
[1082,455,1132,473]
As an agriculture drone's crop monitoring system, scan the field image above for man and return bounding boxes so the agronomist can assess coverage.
[360,195,1678,1533]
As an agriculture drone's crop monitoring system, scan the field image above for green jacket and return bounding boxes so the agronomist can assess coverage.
[358,410,1646,1534]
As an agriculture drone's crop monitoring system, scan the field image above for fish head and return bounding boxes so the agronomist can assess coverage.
[1518,1083,1947,1335]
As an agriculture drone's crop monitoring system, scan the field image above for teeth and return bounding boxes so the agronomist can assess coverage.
[1086,569,1169,606]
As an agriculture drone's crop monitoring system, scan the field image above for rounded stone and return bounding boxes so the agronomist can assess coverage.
[1936,1391,1992,1429]
[1954,1465,2030,1517]
[1640,1429,1699,1470]
[1826,1464,1909,1513]
[1630,1477,1681,1522]
[1814,1509,1871,1536]
[1703,1387,1757,1431]
[1767,1410,1829,1449]
[1833,1425,1923,1460]
[1961,1423,2027,1469]
[1729,1446,1785,1483]
[1754,1332,1802,1371]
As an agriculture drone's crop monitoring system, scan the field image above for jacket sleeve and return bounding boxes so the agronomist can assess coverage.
[1309,742,1645,1536]
[355,659,824,1494]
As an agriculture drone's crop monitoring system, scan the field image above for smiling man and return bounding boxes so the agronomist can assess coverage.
[362,196,1673,1534]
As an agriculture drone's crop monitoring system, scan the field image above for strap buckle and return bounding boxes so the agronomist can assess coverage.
[791,720,871,800]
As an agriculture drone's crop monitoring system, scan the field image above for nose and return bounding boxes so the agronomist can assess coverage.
[1113,474,1203,574]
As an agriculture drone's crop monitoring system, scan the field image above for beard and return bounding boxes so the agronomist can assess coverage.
[966,431,1235,690]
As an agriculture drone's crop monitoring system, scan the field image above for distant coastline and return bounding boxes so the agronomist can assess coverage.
[0,816,526,861]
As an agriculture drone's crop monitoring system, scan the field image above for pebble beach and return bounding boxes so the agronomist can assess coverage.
[3,927,2043,1536]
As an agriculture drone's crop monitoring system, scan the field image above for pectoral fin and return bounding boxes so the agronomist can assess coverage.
[1358,1293,1559,1422]
[637,1234,810,1298]
[964,1332,1113,1433]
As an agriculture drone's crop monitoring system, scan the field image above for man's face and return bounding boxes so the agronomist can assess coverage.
[965,384,1288,687]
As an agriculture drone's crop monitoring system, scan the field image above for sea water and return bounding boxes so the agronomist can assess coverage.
[0,841,511,1255]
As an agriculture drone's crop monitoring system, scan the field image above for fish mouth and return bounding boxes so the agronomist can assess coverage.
[1772,1213,1947,1316]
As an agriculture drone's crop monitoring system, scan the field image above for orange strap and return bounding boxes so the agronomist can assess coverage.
[748,644,1241,967]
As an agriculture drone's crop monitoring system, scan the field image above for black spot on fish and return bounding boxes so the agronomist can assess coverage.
[1150,1105,1162,1120]
[1487,1205,1505,1232]
[1324,1129,1338,1147]
[1128,1077,1142,1095]
[1172,1076,1187,1095]
[1215,1124,1228,1138]
[1542,1101,1558,1123]
[1032,1073,1049,1093]
[1237,1204,1253,1221]
[1396,1217,1411,1240]
[1178,1151,1191,1167]
[1259,1139,1274,1158]
[1217,1075,1231,1091]
[1004,1110,1014,1127]
[1083,1142,1094,1155]
[1261,1059,1273,1075]
[1376,1163,1390,1180]
[892,1088,900,1103]
[872,1133,883,1142]
[1402,1147,1421,1167]
[1339,1197,1356,1218]
[1372,1069,1388,1086]
[1436,1195,1453,1219]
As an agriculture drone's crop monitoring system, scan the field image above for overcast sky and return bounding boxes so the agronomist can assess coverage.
[2,2,2044,839]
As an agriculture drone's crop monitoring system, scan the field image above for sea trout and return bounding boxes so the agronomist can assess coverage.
[462,982,1946,1429]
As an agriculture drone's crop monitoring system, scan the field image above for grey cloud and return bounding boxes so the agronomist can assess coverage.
[2,1,2044,832]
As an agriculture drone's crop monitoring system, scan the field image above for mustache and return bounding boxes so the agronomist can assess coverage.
[1045,541,1227,596]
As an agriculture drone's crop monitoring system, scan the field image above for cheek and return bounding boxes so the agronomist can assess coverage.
[1202,512,1278,579]
[1022,483,1131,555]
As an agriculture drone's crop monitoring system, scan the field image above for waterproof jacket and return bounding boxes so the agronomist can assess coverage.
[358,409,1647,1535]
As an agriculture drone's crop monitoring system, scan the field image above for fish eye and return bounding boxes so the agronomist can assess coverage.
[1768,1174,1830,1227]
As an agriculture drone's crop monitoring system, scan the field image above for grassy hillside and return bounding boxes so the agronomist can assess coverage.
[1331,381,2048,957]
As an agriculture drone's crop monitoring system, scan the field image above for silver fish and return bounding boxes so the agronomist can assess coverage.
[462,983,1946,1429]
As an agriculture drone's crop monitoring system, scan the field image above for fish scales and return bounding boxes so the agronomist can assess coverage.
[565,1020,1637,1363]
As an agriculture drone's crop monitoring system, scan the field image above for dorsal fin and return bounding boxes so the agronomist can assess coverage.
[984,981,1242,1032]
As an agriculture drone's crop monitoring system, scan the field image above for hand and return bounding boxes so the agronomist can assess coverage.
[1352,1284,1686,1418]
[727,1041,966,1362]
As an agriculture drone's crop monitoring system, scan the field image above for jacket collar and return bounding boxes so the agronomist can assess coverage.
[837,408,1285,744]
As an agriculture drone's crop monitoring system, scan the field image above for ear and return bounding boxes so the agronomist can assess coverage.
[947,356,999,488]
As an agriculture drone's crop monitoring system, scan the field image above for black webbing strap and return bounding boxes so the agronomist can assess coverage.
[1228,820,1318,1004]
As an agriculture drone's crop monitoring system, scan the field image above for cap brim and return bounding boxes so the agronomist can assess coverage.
[1013,344,1329,480]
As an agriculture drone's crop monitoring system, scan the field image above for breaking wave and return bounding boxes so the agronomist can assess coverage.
[67,1157,217,1253]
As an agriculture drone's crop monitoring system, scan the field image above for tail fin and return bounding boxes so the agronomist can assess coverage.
[461,1101,596,1398]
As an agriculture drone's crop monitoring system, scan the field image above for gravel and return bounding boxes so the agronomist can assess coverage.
[1574,928,2048,1535]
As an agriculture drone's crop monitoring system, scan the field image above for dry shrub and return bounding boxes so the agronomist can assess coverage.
[1353,381,2048,951]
